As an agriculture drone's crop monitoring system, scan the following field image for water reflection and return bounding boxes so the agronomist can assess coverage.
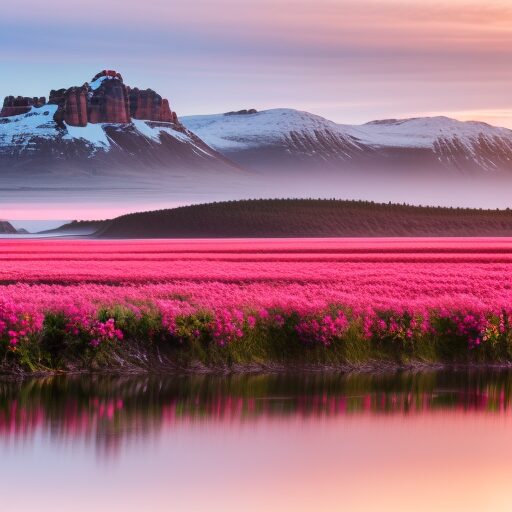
[0,370,511,457]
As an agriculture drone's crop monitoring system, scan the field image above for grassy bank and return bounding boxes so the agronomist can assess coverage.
[3,305,512,374]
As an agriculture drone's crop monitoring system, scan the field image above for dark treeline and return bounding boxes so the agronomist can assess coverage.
[73,198,512,238]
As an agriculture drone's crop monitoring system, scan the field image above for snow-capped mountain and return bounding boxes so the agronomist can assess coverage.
[0,105,236,176]
[4,71,512,215]
[0,70,239,182]
[182,109,512,174]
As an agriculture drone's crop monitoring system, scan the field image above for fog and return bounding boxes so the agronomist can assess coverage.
[3,163,512,231]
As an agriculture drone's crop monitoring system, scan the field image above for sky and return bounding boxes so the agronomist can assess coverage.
[3,0,512,227]
[2,0,512,127]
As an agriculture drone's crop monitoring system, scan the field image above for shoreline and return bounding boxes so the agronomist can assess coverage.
[4,360,512,379]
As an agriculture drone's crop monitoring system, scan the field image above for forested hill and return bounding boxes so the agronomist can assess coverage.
[88,199,512,238]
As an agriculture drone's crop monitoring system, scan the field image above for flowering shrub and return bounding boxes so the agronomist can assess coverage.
[452,313,488,349]
[482,313,507,347]
[296,312,349,347]
[209,309,245,346]
[89,319,124,348]
[165,312,212,344]
[362,310,432,346]
[0,299,43,350]
[64,307,123,348]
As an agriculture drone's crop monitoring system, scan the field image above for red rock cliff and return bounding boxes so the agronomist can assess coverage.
[2,70,178,125]
[50,86,89,127]
[88,74,130,124]
[128,88,178,122]
[0,96,46,117]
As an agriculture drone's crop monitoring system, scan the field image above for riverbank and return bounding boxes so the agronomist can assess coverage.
[3,305,512,375]
[3,238,512,375]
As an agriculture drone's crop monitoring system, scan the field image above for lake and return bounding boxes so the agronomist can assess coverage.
[1,370,512,511]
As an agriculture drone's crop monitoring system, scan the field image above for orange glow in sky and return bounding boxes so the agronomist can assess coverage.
[2,0,512,126]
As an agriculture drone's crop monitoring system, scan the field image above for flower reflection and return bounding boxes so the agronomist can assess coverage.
[0,371,511,458]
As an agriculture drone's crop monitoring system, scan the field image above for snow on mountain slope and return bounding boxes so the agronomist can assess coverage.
[343,116,512,149]
[63,121,111,149]
[0,106,238,180]
[182,109,512,173]
[183,109,369,170]
[0,105,216,154]
[183,109,358,149]
[0,105,60,149]
[0,69,243,182]
[349,117,512,172]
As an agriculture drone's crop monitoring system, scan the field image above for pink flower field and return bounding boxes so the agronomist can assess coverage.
[2,237,512,309]
[2,237,512,366]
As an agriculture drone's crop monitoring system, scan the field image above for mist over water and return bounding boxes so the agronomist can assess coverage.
[3,166,512,224]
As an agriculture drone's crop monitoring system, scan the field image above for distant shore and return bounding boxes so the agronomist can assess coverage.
[7,198,512,239]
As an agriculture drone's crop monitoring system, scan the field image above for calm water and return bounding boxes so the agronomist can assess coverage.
[1,371,512,511]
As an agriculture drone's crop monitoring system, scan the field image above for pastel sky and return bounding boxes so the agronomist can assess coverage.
[3,0,512,127]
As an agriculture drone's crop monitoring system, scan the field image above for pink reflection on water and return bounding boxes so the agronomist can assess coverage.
[1,373,512,511]
[1,382,512,460]
[2,408,512,512]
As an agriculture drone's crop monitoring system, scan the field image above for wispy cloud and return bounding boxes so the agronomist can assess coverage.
[1,1,512,124]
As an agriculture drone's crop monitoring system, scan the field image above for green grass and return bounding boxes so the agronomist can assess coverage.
[3,308,512,374]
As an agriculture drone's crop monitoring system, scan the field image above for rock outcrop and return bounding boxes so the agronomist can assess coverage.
[225,109,258,116]
[50,86,89,127]
[161,99,178,123]
[0,96,46,117]
[1,70,178,126]
[88,76,130,124]
[128,88,178,123]
[91,70,124,83]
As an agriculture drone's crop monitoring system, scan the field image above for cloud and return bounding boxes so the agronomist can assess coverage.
[1,1,512,124]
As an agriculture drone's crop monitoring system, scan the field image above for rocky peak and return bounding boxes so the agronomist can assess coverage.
[0,96,46,117]
[225,109,258,116]
[51,85,89,127]
[88,75,130,124]
[1,70,179,127]
[128,88,178,123]
[91,70,124,84]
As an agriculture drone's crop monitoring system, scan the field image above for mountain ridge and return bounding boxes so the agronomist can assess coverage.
[0,70,241,180]
[3,71,512,212]
[182,108,512,174]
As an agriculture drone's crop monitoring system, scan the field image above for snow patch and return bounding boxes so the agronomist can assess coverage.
[0,105,111,152]
[89,75,116,91]
[0,105,59,149]
[131,119,162,141]
[182,109,343,150]
[63,123,110,149]
[132,119,194,144]
[182,109,512,158]
[342,116,512,149]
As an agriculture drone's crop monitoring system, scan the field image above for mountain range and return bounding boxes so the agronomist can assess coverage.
[182,109,512,175]
[2,70,512,211]
[0,70,236,176]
